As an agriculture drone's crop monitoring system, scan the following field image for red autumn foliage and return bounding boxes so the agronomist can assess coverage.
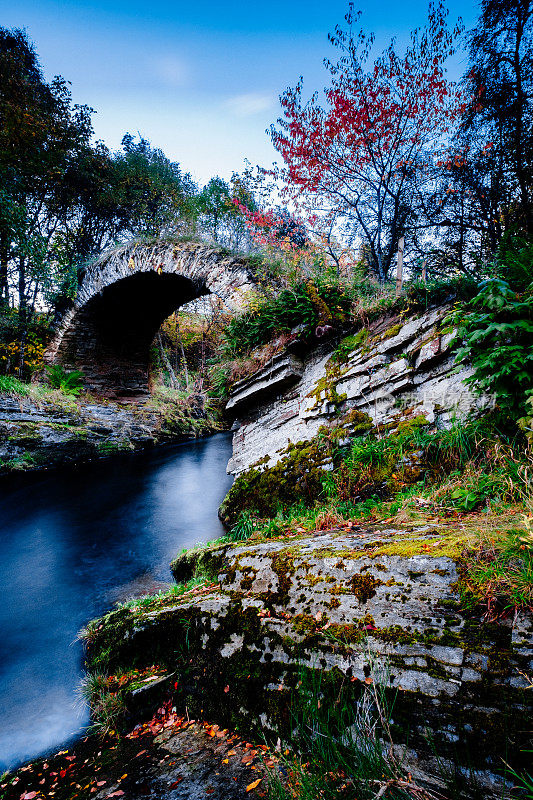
[269,1,465,282]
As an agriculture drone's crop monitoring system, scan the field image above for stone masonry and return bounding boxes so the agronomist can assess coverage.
[44,240,256,398]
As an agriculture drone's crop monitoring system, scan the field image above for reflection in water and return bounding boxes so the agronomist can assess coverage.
[0,433,233,770]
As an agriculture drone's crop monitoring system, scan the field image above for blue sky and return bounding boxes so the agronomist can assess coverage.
[1,0,478,186]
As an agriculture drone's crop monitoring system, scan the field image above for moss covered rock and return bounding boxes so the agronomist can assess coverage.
[219,438,332,526]
[85,523,533,792]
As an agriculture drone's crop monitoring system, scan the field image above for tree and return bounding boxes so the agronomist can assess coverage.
[196,171,257,250]
[462,0,533,237]
[113,133,197,238]
[270,2,463,282]
[197,177,233,243]
[0,27,95,371]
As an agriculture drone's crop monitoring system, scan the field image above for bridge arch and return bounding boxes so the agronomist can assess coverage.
[44,240,255,397]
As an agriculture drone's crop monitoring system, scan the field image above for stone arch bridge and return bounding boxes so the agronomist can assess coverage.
[44,240,255,398]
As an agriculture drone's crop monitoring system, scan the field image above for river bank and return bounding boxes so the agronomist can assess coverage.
[0,707,273,800]
[0,387,223,477]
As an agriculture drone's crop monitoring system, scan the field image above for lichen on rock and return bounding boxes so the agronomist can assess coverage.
[84,523,533,794]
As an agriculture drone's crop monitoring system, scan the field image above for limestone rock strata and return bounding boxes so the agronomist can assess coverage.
[227,306,490,476]
[88,526,532,796]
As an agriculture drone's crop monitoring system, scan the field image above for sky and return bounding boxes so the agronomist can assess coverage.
[1,0,478,187]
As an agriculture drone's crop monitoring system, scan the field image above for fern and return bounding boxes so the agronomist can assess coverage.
[46,365,85,396]
[448,278,533,420]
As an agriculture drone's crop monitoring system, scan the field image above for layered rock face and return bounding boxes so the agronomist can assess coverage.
[227,306,489,476]
[89,526,533,797]
[0,395,191,474]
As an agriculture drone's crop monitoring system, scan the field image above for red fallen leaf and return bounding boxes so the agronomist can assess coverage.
[106,792,125,798]
[135,750,147,758]
[169,778,183,789]
[22,793,39,799]
[96,781,106,786]
[59,770,67,778]
[224,685,229,693]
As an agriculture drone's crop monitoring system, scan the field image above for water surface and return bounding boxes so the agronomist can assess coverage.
[0,433,233,770]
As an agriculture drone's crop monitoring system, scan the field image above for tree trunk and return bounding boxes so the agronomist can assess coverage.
[174,316,189,389]
[17,256,27,378]
[0,236,10,305]
[157,332,178,389]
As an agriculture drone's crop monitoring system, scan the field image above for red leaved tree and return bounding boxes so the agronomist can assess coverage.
[270,2,464,283]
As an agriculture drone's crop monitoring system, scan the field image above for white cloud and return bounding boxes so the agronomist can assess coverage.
[225,92,275,117]
[153,55,189,87]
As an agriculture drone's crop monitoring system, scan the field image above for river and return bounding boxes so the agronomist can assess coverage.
[0,433,233,771]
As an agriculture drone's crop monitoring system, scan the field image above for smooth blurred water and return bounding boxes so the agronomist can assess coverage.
[0,433,233,771]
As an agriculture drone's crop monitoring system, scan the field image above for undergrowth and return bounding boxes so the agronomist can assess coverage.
[266,656,471,800]
[224,414,533,616]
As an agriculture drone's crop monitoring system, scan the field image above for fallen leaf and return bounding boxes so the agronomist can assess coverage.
[246,778,262,792]
[168,778,183,789]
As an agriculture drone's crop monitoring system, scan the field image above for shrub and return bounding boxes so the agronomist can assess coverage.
[223,279,352,354]
[449,278,533,421]
[46,364,85,395]
[0,375,30,396]
[495,235,533,292]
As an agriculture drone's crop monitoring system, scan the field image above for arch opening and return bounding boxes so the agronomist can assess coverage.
[58,272,209,398]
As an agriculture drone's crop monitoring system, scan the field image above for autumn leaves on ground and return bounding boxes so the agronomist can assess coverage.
[1,701,276,800]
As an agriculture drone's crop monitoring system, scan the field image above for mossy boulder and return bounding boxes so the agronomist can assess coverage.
[84,524,533,794]
[170,542,229,584]
[219,438,332,526]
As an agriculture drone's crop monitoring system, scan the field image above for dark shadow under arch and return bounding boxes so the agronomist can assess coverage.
[57,272,209,398]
